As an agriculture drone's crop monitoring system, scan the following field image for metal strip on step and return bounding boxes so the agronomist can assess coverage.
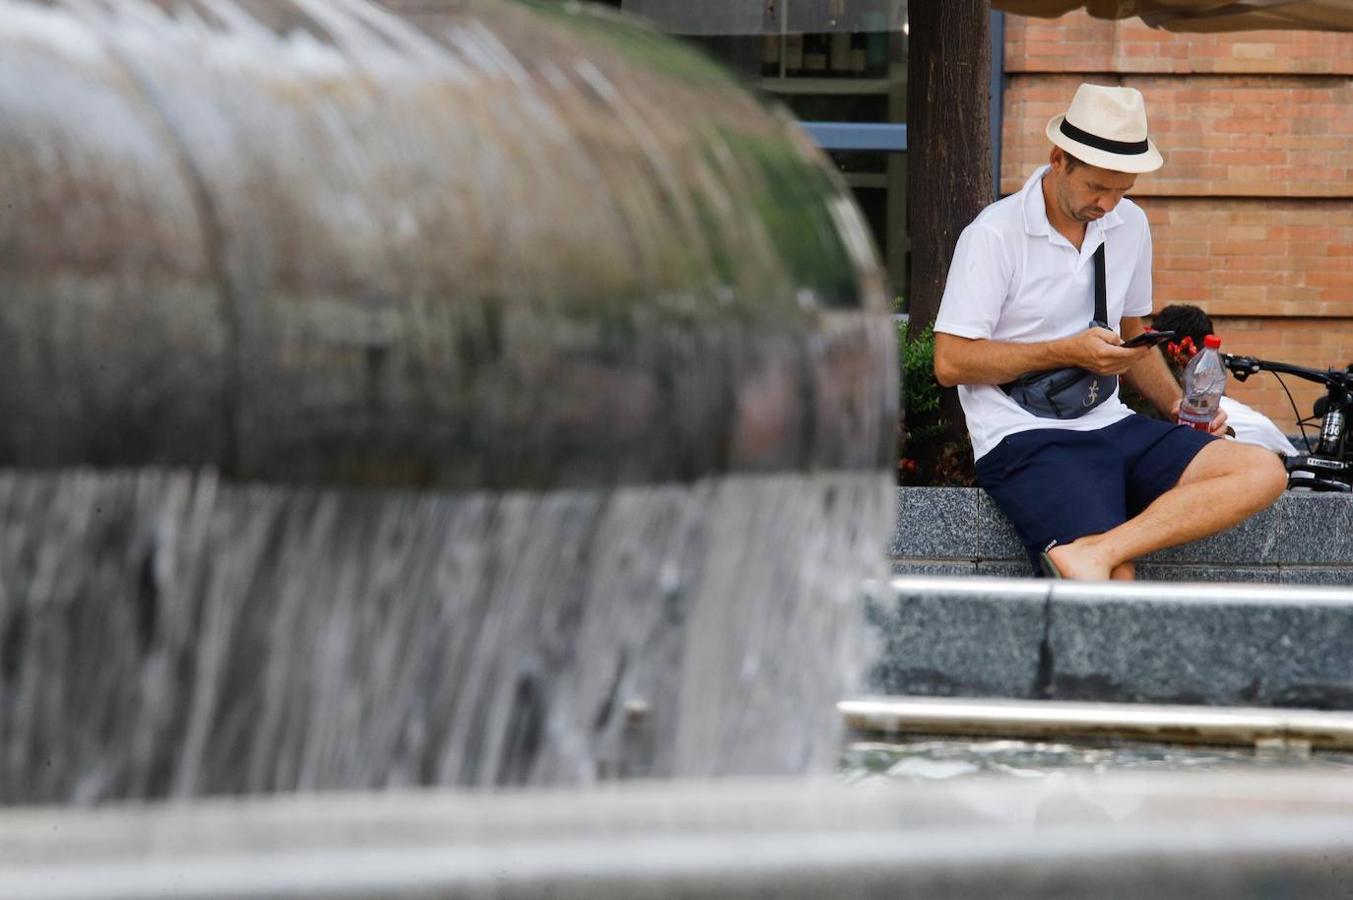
[840,695,1353,749]
[881,575,1353,607]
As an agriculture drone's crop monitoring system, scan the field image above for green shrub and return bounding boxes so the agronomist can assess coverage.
[899,320,946,444]
[897,313,975,486]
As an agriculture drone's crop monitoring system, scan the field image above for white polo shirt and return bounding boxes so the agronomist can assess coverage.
[934,165,1154,461]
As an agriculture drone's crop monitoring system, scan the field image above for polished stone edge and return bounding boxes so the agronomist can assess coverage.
[865,576,1353,708]
[892,488,1353,576]
[5,775,1353,899]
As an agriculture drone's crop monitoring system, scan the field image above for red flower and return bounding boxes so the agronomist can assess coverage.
[1167,336,1198,368]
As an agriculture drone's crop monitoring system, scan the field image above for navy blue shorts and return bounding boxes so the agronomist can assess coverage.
[975,415,1217,575]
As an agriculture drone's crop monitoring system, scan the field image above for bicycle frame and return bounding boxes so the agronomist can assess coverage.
[1222,353,1353,493]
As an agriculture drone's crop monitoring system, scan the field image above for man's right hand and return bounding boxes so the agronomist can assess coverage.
[1067,326,1151,376]
[934,330,1151,388]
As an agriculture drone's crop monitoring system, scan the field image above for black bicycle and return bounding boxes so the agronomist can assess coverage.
[1222,353,1353,492]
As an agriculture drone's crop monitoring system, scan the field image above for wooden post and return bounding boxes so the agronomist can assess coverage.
[906,0,993,480]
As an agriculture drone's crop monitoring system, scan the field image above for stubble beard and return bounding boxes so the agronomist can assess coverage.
[1053,178,1097,225]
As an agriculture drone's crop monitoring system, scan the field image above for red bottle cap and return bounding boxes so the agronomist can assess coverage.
[1204,334,1222,349]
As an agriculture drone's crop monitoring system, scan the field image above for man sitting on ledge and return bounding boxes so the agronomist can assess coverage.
[932,83,1286,581]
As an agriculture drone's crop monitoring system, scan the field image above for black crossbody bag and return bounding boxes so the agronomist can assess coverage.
[999,242,1117,419]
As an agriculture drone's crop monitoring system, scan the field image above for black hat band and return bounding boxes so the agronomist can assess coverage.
[1060,118,1149,156]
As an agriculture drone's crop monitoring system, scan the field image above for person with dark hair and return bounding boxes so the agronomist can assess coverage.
[1151,303,1214,349]
[933,83,1287,581]
[1151,304,1297,457]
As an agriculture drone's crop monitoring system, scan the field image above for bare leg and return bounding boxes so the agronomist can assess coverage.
[1110,561,1135,581]
[1047,441,1287,581]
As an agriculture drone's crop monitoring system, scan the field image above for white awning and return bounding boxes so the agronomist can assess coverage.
[991,0,1353,33]
[620,0,908,35]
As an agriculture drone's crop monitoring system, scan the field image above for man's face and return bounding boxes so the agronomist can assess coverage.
[1050,151,1137,224]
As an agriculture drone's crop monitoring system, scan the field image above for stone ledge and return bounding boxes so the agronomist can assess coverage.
[867,576,1353,709]
[891,488,1353,581]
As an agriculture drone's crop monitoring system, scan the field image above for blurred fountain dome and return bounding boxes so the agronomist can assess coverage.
[0,0,894,488]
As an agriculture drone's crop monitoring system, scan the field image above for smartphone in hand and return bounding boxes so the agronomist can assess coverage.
[1121,329,1177,349]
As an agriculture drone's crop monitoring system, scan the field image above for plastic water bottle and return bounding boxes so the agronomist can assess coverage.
[1178,334,1226,431]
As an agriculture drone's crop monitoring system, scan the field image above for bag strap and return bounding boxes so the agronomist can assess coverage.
[999,238,1109,396]
[1093,241,1106,324]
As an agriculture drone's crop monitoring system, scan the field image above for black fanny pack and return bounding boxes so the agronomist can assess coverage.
[1000,360,1117,420]
[999,243,1115,420]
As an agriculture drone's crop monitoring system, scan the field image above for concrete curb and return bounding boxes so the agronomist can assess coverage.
[866,576,1353,709]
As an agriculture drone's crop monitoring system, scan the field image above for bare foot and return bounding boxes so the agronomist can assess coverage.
[1046,538,1115,581]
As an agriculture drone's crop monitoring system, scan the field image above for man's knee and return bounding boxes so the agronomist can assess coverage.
[1254,448,1289,502]
[1182,439,1288,495]
[1223,442,1289,502]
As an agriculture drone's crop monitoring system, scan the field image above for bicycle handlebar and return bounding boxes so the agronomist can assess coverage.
[1221,353,1353,390]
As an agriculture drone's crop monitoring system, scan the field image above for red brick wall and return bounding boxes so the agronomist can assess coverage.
[1002,12,1353,434]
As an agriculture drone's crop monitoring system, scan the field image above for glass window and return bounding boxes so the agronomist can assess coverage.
[618,0,909,296]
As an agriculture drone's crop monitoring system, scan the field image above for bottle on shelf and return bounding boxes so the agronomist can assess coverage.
[762,32,782,77]
[825,0,849,77]
[803,31,828,74]
[862,9,889,78]
[1177,334,1227,431]
[783,32,805,76]
[830,30,852,76]
[849,30,868,76]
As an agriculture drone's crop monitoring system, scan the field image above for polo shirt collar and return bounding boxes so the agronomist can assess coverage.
[1020,164,1123,251]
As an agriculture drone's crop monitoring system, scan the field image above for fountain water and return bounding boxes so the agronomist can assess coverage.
[0,0,896,802]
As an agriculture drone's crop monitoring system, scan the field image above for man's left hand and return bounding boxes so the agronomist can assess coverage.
[1208,406,1230,436]
[1169,400,1229,436]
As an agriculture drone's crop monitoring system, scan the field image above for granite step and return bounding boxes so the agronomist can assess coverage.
[865,576,1353,709]
[890,488,1353,584]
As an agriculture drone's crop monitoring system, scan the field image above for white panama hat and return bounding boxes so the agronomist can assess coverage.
[1046,83,1163,174]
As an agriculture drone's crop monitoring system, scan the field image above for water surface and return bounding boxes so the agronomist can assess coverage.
[842,737,1353,784]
